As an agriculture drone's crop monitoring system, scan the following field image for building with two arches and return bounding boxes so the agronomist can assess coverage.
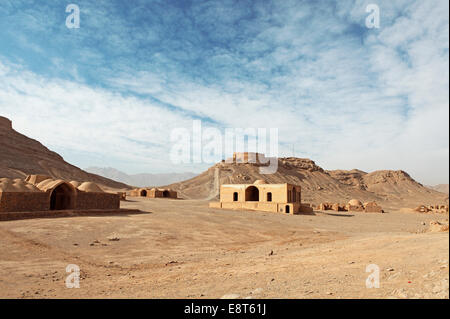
[130,187,177,199]
[209,179,312,214]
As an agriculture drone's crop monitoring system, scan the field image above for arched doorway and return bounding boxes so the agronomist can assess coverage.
[233,192,238,201]
[163,190,170,197]
[267,192,272,202]
[140,189,147,197]
[245,186,259,201]
[50,183,75,210]
[285,205,290,214]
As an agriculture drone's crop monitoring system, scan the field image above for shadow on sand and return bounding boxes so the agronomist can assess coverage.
[316,211,355,217]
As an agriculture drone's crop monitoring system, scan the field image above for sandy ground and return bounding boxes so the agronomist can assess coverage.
[0,198,448,299]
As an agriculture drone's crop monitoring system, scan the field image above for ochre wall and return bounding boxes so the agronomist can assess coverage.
[129,188,177,199]
[220,184,300,204]
[210,201,306,215]
[76,191,120,210]
[0,190,120,212]
[152,190,177,199]
[220,185,245,202]
[364,203,383,213]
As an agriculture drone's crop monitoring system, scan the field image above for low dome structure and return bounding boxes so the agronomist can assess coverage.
[348,199,363,206]
[36,179,75,193]
[70,181,82,188]
[35,179,57,191]
[78,182,104,193]
[0,178,40,192]
[25,175,52,186]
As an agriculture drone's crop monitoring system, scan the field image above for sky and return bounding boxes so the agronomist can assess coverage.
[0,0,448,185]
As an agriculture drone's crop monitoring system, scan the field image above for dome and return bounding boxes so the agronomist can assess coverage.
[0,178,41,193]
[25,175,52,185]
[70,181,82,188]
[254,179,267,185]
[78,182,104,193]
[36,179,76,193]
[36,179,58,191]
[348,199,363,206]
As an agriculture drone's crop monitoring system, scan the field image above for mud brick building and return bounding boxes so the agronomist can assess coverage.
[0,175,119,212]
[130,187,177,199]
[209,179,313,214]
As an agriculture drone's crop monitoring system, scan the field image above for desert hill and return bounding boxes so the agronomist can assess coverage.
[427,184,449,195]
[2,114,446,207]
[0,116,129,190]
[168,157,448,209]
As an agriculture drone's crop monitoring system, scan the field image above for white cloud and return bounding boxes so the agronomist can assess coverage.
[0,0,448,184]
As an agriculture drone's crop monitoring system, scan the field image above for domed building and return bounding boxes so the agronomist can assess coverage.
[129,187,177,199]
[0,175,120,213]
[0,178,49,212]
[348,199,363,206]
[364,201,384,213]
[346,199,364,212]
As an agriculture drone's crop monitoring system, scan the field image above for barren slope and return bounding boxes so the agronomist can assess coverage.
[168,158,447,208]
[427,184,449,195]
[0,116,129,190]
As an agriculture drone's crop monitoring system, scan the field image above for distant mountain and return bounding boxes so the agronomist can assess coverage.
[85,167,197,187]
[0,116,129,190]
[426,184,449,195]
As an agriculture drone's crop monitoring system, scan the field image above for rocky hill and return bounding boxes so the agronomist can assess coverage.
[168,157,448,209]
[0,116,129,190]
[2,114,446,207]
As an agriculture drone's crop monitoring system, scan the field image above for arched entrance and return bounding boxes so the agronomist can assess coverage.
[245,186,259,201]
[50,183,75,210]
[285,205,290,214]
[233,192,238,201]
[267,192,272,202]
[140,189,147,197]
[163,190,170,197]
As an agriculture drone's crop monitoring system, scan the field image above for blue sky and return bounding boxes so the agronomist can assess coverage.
[0,0,448,184]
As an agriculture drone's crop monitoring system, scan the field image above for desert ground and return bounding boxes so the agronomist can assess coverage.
[0,197,448,299]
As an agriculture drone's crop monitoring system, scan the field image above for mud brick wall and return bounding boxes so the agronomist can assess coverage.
[364,203,383,213]
[0,192,49,212]
[76,192,120,210]
[166,190,177,199]
[153,190,177,198]
[347,205,364,212]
